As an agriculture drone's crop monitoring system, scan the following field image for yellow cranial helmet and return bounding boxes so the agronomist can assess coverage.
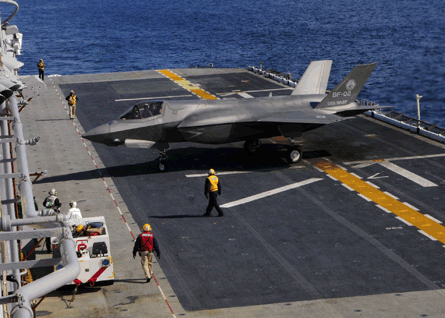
[143,224,151,232]
[76,224,84,232]
[208,169,215,175]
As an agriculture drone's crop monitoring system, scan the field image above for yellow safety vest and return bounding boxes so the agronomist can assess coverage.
[38,62,44,70]
[68,94,77,106]
[208,175,219,192]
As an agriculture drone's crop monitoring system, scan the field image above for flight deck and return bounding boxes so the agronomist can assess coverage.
[25,68,445,317]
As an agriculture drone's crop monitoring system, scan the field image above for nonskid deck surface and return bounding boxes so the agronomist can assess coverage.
[33,68,445,315]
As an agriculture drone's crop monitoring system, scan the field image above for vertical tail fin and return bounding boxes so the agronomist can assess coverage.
[315,62,377,109]
[291,60,332,95]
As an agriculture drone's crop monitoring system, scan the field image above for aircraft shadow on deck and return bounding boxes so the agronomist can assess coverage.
[35,146,331,184]
[149,214,207,219]
[35,118,76,122]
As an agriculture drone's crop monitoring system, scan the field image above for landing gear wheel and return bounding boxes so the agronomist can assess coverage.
[157,149,169,172]
[158,160,168,172]
[244,139,262,155]
[286,146,302,164]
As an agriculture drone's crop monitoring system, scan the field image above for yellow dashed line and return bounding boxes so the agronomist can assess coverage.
[313,160,445,243]
[158,69,218,100]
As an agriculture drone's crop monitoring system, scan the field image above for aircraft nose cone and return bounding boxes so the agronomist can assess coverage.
[82,123,111,144]
[82,122,124,146]
[81,128,99,142]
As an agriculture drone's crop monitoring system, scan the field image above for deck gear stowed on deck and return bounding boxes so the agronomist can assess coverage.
[53,216,114,286]
[204,169,223,217]
[132,224,161,283]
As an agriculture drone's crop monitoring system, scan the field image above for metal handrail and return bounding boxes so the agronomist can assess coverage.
[0,97,81,318]
[0,0,19,26]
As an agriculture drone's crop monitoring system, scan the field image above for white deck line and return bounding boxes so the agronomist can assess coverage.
[115,94,193,101]
[343,153,445,165]
[365,181,380,189]
[378,161,437,187]
[326,174,338,181]
[237,92,254,98]
[349,172,362,179]
[424,214,443,224]
[186,171,250,178]
[384,191,399,200]
[396,216,413,226]
[335,164,348,171]
[312,165,324,173]
[402,202,419,211]
[221,178,323,208]
[341,183,354,191]
[418,230,438,241]
[376,205,392,213]
[357,193,372,202]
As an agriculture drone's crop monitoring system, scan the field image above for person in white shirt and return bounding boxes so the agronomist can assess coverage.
[66,201,83,222]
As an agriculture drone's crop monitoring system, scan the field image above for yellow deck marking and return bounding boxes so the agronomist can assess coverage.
[313,160,445,244]
[158,69,218,100]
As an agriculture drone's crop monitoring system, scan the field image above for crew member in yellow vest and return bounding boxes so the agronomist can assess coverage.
[203,168,223,217]
[37,59,45,80]
[66,90,78,119]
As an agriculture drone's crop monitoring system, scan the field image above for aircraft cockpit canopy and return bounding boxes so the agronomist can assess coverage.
[120,101,164,120]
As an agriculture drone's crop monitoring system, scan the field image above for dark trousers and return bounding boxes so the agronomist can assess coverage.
[45,237,51,253]
[38,69,44,80]
[205,192,223,216]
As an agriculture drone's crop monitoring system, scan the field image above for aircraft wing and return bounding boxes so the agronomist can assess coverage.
[258,109,343,125]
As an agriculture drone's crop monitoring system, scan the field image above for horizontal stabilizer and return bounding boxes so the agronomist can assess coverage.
[333,105,395,117]
[292,60,332,95]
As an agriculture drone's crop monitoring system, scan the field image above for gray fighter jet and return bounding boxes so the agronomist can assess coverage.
[82,61,390,171]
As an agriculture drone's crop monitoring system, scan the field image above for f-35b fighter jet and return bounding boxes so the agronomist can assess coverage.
[82,61,390,171]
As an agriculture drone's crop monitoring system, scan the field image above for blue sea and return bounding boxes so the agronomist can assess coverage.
[3,0,445,127]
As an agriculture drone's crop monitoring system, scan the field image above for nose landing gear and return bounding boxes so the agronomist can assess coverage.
[158,149,169,172]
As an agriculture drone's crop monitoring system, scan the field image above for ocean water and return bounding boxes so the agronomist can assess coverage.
[3,0,445,127]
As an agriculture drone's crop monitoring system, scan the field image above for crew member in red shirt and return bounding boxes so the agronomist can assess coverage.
[132,224,161,283]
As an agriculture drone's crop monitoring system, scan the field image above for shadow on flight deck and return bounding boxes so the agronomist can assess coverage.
[35,146,331,185]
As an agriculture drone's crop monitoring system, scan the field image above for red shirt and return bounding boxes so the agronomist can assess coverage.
[140,231,154,251]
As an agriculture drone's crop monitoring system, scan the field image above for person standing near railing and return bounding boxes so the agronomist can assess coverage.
[37,59,45,80]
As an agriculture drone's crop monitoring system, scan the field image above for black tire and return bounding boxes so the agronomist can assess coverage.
[244,139,262,155]
[286,146,302,164]
[158,161,168,172]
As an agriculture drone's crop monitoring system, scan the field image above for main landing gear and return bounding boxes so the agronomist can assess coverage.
[243,139,303,164]
[286,145,302,164]
[158,149,169,172]
[244,139,262,155]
